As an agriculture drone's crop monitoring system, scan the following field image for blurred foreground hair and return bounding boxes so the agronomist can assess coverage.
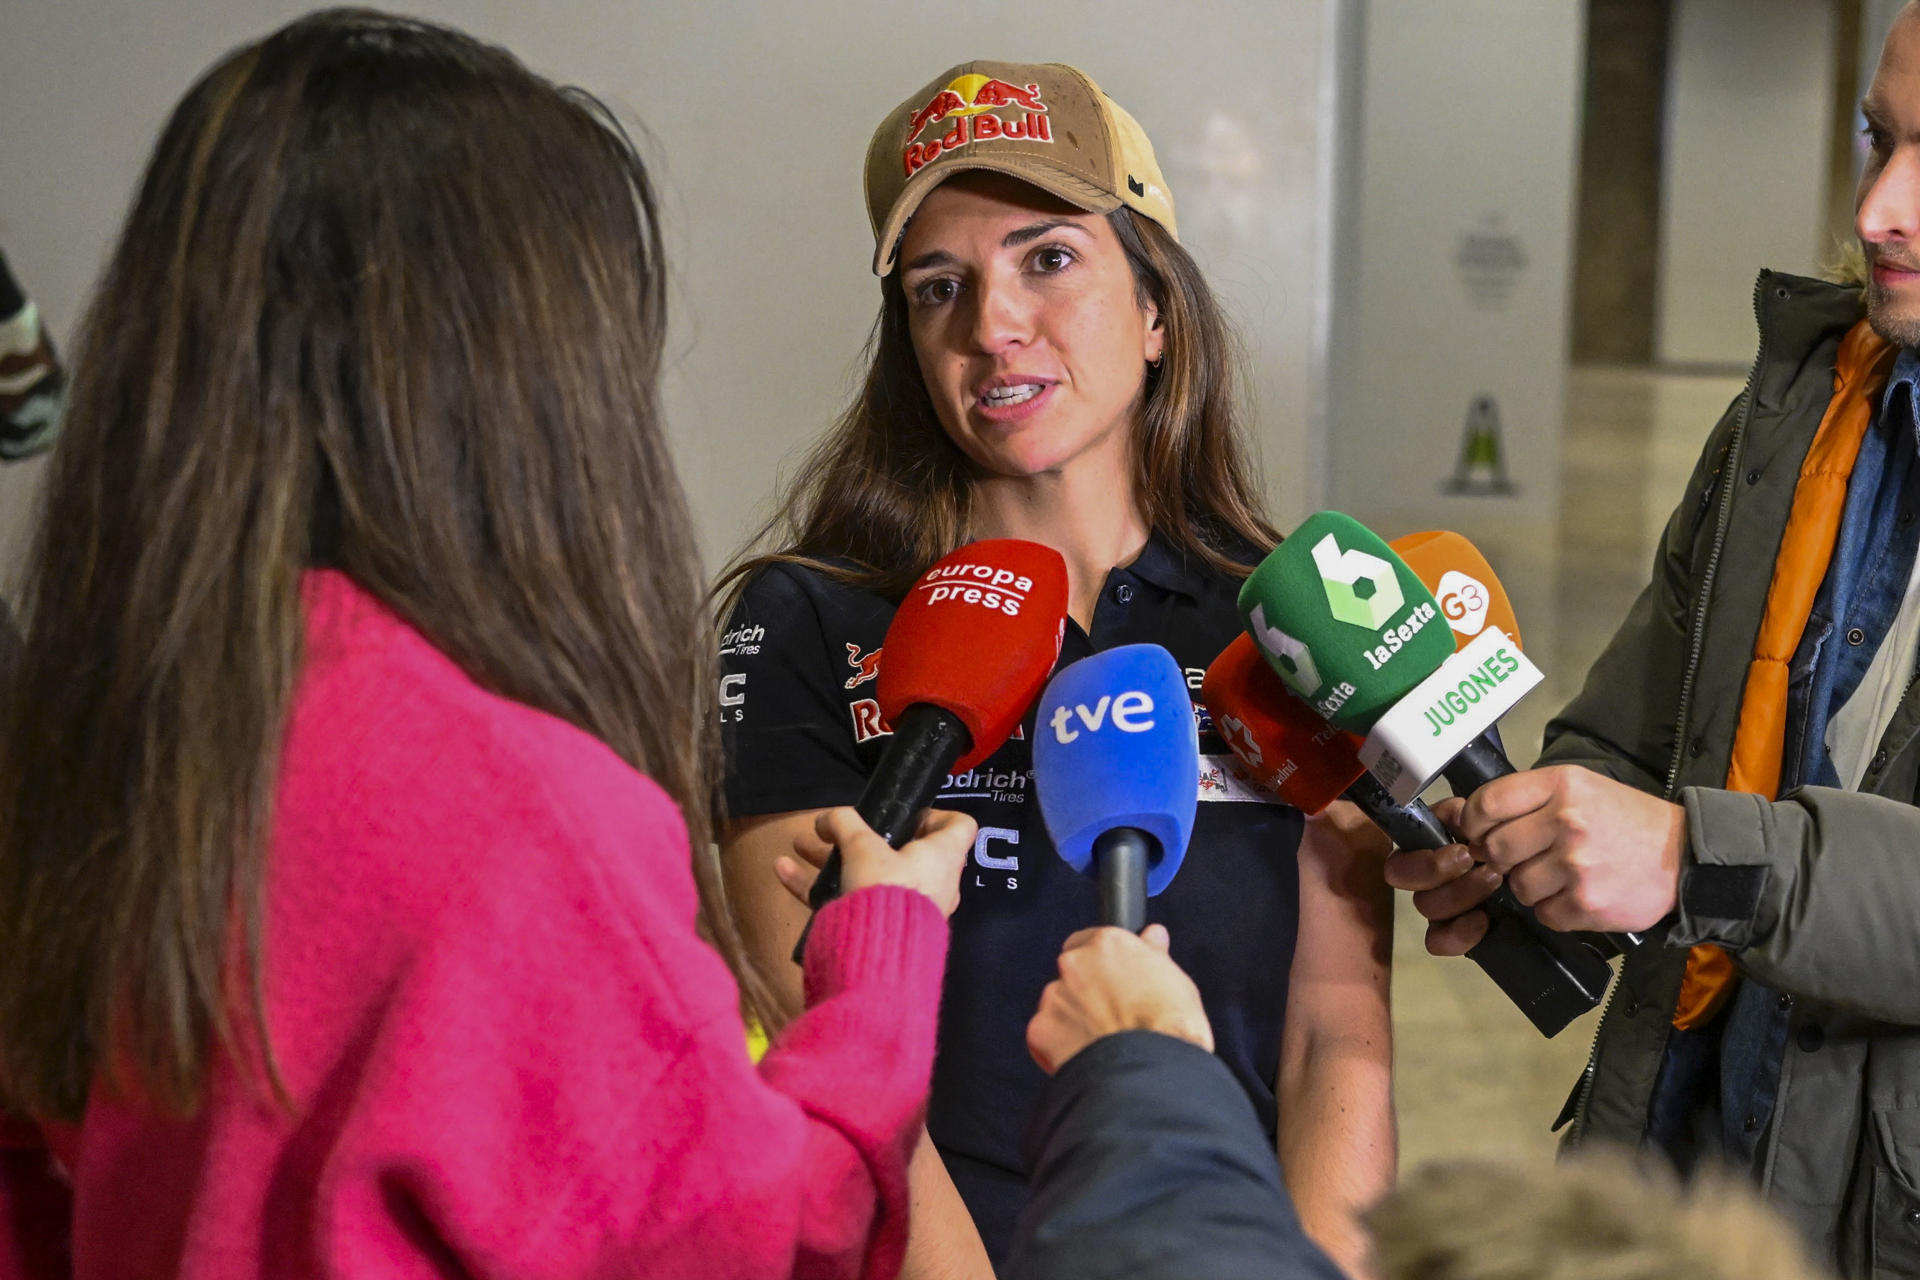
[0,8,774,1120]
[1367,1149,1831,1280]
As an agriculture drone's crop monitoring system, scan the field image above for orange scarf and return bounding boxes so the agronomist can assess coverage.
[1671,319,1898,1030]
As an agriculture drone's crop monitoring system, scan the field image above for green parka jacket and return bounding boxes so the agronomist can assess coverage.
[1543,271,1920,1277]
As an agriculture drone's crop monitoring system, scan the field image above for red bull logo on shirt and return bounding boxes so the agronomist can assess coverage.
[844,643,883,690]
[903,74,1052,177]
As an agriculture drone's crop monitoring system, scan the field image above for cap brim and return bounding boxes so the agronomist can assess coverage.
[871,154,1123,276]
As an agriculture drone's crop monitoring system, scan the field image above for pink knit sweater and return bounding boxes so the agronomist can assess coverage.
[1,571,948,1278]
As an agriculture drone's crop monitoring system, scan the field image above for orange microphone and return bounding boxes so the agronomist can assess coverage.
[1389,530,1523,652]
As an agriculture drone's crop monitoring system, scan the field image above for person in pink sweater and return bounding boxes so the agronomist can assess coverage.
[0,12,971,1279]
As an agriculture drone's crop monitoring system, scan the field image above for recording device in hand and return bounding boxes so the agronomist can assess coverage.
[794,539,1068,961]
[1235,514,1638,988]
[1389,530,1642,957]
[1202,633,1611,1036]
[1033,644,1198,931]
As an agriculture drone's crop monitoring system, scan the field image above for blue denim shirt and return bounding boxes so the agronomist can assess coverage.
[1713,348,1920,1164]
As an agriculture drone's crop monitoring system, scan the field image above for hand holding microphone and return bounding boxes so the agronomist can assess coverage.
[794,539,1068,961]
[1446,766,1686,937]
[1202,632,1612,1037]
[1385,530,1652,949]
[1026,643,1212,1070]
[781,807,978,918]
[1239,516,1645,943]
[1026,924,1214,1075]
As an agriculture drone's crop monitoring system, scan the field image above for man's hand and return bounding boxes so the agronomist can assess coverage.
[1454,765,1684,934]
[1026,925,1214,1075]
[1383,825,1502,956]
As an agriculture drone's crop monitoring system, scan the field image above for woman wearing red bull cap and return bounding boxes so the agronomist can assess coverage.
[719,61,1394,1279]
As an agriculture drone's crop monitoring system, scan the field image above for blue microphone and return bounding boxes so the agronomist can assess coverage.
[1033,644,1199,932]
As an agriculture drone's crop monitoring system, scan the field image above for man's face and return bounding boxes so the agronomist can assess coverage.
[1859,7,1920,347]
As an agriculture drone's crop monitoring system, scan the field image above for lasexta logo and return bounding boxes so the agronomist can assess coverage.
[1312,533,1403,629]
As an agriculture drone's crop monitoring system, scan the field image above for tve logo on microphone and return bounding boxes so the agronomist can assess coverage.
[1047,690,1158,743]
[1033,644,1199,898]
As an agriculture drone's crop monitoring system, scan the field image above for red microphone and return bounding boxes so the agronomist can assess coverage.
[797,540,1068,959]
[874,542,1069,770]
[1201,633,1612,1037]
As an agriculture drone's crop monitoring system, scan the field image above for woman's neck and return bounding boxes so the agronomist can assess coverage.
[968,469,1150,632]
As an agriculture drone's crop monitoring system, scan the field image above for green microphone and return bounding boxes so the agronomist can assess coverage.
[1237,511,1458,731]
[1238,511,1618,1035]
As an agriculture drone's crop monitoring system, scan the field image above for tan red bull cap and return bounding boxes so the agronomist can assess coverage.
[865,60,1177,276]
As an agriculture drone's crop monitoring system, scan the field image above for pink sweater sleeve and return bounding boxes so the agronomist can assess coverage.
[306,784,949,1280]
[758,886,949,1280]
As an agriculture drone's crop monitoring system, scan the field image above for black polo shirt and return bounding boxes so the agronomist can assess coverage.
[720,535,1302,1267]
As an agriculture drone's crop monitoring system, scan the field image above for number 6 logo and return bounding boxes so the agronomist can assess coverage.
[1312,534,1404,629]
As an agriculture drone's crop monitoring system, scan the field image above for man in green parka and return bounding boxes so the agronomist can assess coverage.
[1389,7,1920,1275]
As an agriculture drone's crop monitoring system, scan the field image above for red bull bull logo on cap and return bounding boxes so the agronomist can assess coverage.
[903,74,1052,177]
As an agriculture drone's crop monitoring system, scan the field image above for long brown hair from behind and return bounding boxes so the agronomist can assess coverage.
[0,8,777,1122]
[717,204,1279,609]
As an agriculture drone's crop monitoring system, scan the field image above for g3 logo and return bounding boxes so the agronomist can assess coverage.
[1435,570,1490,637]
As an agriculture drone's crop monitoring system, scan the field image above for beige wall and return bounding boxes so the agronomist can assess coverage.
[0,0,1344,588]
[1328,0,1586,535]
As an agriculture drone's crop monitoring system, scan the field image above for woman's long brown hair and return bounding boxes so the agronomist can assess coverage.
[0,9,773,1120]
[717,204,1280,607]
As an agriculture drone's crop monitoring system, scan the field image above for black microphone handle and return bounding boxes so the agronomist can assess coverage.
[1439,731,1644,958]
[1343,772,1451,850]
[792,703,972,964]
[1092,827,1153,933]
[1343,772,1610,1036]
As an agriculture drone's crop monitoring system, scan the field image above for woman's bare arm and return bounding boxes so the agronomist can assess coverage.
[1278,802,1397,1279]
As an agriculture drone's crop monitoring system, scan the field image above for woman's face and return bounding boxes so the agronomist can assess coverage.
[897,172,1163,483]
